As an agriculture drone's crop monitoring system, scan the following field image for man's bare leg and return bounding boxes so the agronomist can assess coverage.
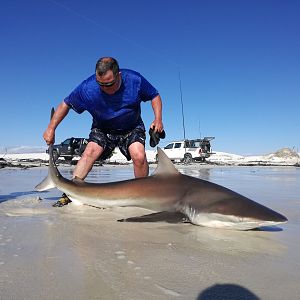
[129,142,149,178]
[73,142,103,180]
[53,142,102,207]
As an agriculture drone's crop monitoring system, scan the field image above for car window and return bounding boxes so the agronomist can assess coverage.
[164,143,174,150]
[184,141,190,148]
[62,139,71,145]
[174,143,181,149]
[185,141,197,148]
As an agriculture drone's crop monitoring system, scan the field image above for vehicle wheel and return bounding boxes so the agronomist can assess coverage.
[64,157,73,163]
[52,150,59,162]
[183,153,193,164]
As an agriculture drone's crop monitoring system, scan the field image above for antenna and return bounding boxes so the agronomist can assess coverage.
[199,120,202,139]
[178,71,186,142]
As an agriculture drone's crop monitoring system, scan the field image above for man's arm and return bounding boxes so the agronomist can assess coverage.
[43,101,70,145]
[150,95,163,132]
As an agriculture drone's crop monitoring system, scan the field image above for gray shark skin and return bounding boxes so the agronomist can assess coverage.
[35,145,288,230]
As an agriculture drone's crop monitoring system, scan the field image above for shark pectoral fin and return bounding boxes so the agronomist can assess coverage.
[35,175,56,191]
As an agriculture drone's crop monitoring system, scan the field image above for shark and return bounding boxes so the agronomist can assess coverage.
[35,145,288,230]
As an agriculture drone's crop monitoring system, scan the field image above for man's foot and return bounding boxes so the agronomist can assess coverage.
[52,193,72,207]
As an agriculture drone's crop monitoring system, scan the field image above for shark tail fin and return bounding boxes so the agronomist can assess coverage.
[152,147,180,176]
[35,174,56,191]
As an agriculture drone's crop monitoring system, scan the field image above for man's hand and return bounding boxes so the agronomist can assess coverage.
[42,101,70,145]
[43,127,55,145]
[150,119,164,133]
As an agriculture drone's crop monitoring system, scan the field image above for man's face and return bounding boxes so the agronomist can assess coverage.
[96,70,121,95]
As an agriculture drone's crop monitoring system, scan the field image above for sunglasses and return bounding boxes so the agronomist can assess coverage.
[96,75,118,87]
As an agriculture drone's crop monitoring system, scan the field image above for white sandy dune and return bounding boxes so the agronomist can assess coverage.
[2,147,300,166]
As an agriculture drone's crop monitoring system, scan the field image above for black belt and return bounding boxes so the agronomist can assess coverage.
[102,128,131,135]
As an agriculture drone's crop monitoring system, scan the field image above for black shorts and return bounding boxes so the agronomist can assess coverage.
[88,127,146,161]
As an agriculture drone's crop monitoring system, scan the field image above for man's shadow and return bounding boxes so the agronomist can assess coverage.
[197,283,260,300]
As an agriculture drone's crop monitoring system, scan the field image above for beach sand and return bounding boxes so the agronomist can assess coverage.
[0,166,299,299]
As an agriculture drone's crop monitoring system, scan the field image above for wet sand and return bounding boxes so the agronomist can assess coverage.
[0,165,299,299]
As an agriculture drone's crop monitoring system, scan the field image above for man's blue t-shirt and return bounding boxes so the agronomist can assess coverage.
[64,69,159,132]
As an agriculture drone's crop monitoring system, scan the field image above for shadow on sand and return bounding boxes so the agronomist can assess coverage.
[0,190,60,204]
[0,191,38,203]
[197,283,260,300]
[118,211,189,224]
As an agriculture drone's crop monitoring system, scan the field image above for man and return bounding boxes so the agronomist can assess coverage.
[43,57,163,205]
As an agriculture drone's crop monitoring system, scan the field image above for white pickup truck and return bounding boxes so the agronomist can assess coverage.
[157,137,214,163]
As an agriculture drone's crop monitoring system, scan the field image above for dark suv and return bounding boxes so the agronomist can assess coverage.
[47,137,88,162]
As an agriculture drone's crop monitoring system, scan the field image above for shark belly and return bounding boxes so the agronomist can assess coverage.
[181,206,286,230]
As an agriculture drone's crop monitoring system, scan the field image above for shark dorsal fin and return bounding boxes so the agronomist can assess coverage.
[152,147,180,176]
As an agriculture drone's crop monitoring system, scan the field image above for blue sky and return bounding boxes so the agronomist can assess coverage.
[1,0,299,155]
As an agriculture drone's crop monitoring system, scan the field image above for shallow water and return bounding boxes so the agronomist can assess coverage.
[1,165,299,246]
[0,165,299,299]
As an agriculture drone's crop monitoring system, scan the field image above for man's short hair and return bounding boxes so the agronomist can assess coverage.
[95,57,120,77]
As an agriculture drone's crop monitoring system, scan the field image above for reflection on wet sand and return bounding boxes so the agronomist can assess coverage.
[183,224,286,255]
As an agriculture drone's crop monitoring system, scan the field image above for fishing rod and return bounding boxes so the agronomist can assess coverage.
[178,71,186,145]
